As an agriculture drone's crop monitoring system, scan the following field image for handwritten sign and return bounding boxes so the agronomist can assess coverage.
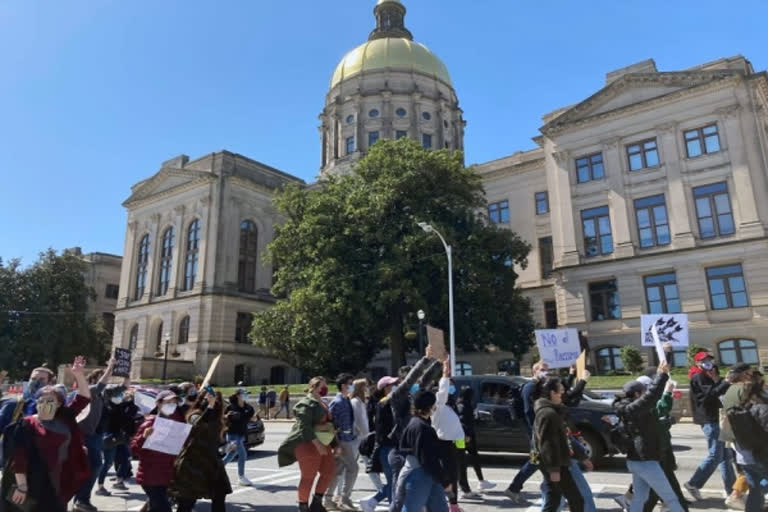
[426,326,447,362]
[144,417,192,455]
[534,328,581,369]
[641,314,688,347]
[113,348,132,378]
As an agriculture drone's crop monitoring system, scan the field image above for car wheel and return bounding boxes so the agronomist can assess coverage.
[577,429,605,466]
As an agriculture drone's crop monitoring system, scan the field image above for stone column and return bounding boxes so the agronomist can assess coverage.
[548,148,580,267]
[170,204,185,296]
[145,213,162,301]
[602,137,634,258]
[381,91,392,140]
[118,220,138,308]
[198,195,213,292]
[410,92,421,140]
[657,122,695,248]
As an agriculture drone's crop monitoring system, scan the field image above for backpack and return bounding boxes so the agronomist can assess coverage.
[608,418,633,454]
[727,404,768,462]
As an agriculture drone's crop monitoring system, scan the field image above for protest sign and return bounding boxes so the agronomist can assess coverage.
[576,350,587,380]
[113,348,132,378]
[144,416,192,455]
[641,314,688,347]
[201,354,222,389]
[426,325,447,362]
[534,328,581,369]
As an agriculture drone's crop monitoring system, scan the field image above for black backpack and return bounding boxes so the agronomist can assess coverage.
[727,404,768,462]
[608,415,634,455]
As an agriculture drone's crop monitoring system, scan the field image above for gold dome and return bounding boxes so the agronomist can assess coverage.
[330,37,451,89]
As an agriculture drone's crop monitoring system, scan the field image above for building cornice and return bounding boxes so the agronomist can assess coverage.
[123,173,216,209]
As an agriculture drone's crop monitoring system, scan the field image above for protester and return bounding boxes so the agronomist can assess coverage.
[350,378,379,496]
[0,366,56,437]
[268,387,278,418]
[326,373,360,511]
[223,388,256,486]
[431,362,466,512]
[684,351,735,501]
[96,384,139,496]
[258,386,269,419]
[277,385,291,419]
[457,386,495,498]
[533,376,584,512]
[132,390,187,512]
[177,382,198,417]
[359,376,398,512]
[3,356,91,512]
[278,377,337,512]
[398,390,449,512]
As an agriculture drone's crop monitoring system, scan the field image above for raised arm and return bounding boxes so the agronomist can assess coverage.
[71,356,90,400]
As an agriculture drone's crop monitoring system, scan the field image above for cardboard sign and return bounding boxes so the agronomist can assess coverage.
[534,328,581,369]
[641,314,688,347]
[426,326,447,362]
[201,354,222,389]
[576,350,587,380]
[113,348,132,378]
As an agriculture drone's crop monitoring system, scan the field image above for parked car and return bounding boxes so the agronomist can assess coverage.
[453,375,618,466]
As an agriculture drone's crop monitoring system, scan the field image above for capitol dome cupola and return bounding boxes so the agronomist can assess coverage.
[319,0,465,176]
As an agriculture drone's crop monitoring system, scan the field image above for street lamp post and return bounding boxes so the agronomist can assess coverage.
[417,222,455,376]
[161,333,170,383]
[417,309,426,354]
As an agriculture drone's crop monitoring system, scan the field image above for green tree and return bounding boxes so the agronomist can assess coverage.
[0,250,110,378]
[620,345,644,375]
[251,139,535,375]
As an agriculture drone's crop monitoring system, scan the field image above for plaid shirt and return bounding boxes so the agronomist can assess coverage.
[329,393,356,442]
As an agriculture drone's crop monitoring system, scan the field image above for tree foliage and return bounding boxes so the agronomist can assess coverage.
[620,345,644,375]
[251,139,535,375]
[0,250,110,378]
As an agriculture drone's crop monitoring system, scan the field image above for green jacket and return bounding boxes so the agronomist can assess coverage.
[277,395,332,467]
[653,392,674,452]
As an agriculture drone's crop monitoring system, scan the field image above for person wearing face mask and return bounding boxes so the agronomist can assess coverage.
[177,382,198,417]
[132,390,186,512]
[0,366,55,442]
[325,373,359,511]
[683,351,735,502]
[95,385,139,496]
[278,376,337,512]
[430,362,466,512]
[3,356,92,512]
[223,388,256,486]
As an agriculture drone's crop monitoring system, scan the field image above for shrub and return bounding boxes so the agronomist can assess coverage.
[620,345,644,375]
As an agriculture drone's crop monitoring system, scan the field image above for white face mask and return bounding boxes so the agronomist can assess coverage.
[110,396,124,405]
[160,403,177,416]
[536,371,548,380]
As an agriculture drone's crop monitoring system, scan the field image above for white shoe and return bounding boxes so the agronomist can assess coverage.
[461,491,483,500]
[725,493,746,510]
[477,480,496,490]
[359,496,378,512]
[238,476,253,486]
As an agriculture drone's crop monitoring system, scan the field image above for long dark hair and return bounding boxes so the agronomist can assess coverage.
[187,391,226,438]
[742,370,766,405]
[535,377,563,402]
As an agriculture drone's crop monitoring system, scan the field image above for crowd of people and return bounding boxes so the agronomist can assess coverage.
[1,346,768,511]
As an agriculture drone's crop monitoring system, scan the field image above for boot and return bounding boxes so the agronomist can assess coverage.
[298,503,310,512]
[310,495,328,512]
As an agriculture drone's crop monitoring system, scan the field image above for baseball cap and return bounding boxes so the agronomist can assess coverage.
[636,376,653,388]
[623,380,646,396]
[694,351,713,362]
[377,376,400,390]
[156,390,179,403]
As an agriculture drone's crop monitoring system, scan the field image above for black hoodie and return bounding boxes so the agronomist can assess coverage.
[613,372,669,461]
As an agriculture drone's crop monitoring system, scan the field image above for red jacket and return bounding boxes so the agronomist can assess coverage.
[131,412,186,487]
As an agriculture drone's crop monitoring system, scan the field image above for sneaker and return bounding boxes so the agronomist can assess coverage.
[112,481,128,491]
[684,482,703,501]
[322,497,339,511]
[94,487,111,497]
[613,494,629,511]
[238,476,253,486]
[73,502,98,512]
[461,491,483,500]
[725,493,747,510]
[358,496,378,512]
[503,489,529,504]
[336,497,357,511]
[477,480,497,491]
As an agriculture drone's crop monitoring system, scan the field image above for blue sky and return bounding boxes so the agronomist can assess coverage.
[1,0,766,265]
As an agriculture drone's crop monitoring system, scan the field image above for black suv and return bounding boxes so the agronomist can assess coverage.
[453,375,618,466]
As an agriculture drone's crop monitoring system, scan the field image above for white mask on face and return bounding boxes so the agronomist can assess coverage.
[110,395,124,405]
[536,371,548,380]
[160,403,177,416]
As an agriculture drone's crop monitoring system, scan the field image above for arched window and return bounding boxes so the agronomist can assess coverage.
[128,324,139,351]
[155,321,164,353]
[238,220,258,293]
[184,220,200,290]
[135,234,150,299]
[178,316,190,345]
[455,361,473,376]
[157,227,174,296]
[718,338,759,366]
[596,346,624,374]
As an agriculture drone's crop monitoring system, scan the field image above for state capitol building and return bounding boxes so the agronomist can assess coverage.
[109,0,768,384]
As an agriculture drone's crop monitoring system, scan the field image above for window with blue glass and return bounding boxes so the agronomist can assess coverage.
[685,124,720,158]
[396,108,407,117]
[396,130,408,140]
[706,264,747,310]
[488,200,509,224]
[575,153,604,183]
[589,280,621,321]
[368,109,380,118]
[422,133,432,149]
[644,273,680,314]
[346,114,354,124]
[535,191,549,215]
[694,182,734,239]
[627,138,659,171]
[368,131,379,147]
[597,346,624,373]
[345,136,355,155]
[422,111,432,121]
[582,205,613,257]
[718,339,759,365]
[635,194,670,248]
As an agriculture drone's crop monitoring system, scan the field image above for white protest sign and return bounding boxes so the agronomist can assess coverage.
[641,314,688,347]
[144,417,192,455]
[534,328,581,369]
[652,324,666,365]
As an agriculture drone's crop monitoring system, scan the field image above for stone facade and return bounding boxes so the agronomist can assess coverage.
[67,247,122,337]
[477,55,768,373]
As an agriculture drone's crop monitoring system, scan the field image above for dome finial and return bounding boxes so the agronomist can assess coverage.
[369,0,412,41]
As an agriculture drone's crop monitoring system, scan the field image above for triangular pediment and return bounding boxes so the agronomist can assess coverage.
[542,69,742,133]
[123,168,215,206]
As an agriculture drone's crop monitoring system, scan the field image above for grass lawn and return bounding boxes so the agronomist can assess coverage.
[588,369,691,389]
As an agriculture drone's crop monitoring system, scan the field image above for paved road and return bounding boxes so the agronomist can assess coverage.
[87,422,735,511]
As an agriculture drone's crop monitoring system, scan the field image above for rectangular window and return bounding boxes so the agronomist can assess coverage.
[634,194,670,248]
[693,182,734,239]
[105,284,119,299]
[706,264,748,310]
[685,124,720,158]
[368,131,379,147]
[396,130,408,140]
[345,136,355,155]
[488,200,509,224]
[535,191,549,215]
[544,300,557,328]
[422,133,432,149]
[644,273,681,314]
[589,280,621,321]
[539,236,553,279]
[627,138,659,171]
[235,312,253,344]
[581,205,613,257]
[575,152,604,183]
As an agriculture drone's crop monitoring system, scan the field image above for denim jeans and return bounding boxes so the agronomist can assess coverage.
[509,459,538,493]
[742,463,768,512]
[553,460,595,512]
[222,432,248,477]
[374,445,393,503]
[627,459,685,512]
[401,467,449,512]
[688,422,736,494]
[388,449,405,512]
[114,443,132,478]
[75,433,104,503]
[275,400,291,418]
